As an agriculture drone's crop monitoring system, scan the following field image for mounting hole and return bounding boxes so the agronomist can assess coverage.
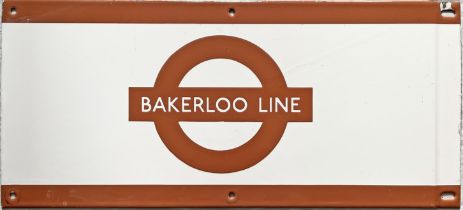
[228,191,237,201]
[440,2,456,18]
[9,191,17,201]
[440,191,456,201]
[228,8,236,17]
[441,10,456,18]
[10,7,17,16]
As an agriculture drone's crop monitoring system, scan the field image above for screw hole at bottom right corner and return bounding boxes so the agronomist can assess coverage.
[440,191,456,201]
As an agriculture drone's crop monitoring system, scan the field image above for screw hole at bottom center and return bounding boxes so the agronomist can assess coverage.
[228,191,237,201]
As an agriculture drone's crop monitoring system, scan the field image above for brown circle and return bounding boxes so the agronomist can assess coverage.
[154,35,288,173]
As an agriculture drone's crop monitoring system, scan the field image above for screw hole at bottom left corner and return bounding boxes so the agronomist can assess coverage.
[9,191,17,200]
[6,190,19,204]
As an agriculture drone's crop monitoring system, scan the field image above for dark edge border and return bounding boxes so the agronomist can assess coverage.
[2,1,461,24]
[1,185,460,208]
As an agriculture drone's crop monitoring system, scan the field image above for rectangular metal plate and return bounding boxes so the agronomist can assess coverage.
[1,0,461,208]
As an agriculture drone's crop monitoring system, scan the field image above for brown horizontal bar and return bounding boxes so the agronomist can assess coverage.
[2,1,460,24]
[1,185,460,208]
[128,87,313,122]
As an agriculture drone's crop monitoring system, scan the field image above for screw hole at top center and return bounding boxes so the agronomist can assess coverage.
[228,8,236,17]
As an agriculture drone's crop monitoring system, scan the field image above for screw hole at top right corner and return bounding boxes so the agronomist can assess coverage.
[440,2,456,18]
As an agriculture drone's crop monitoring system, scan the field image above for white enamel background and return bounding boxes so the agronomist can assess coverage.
[0,24,460,185]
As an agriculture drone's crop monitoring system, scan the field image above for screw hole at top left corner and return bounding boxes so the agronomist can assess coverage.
[10,7,17,16]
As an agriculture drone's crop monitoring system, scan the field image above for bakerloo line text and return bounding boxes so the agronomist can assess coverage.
[141,96,302,113]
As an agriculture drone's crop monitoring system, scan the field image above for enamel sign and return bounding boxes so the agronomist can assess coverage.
[1,0,461,208]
